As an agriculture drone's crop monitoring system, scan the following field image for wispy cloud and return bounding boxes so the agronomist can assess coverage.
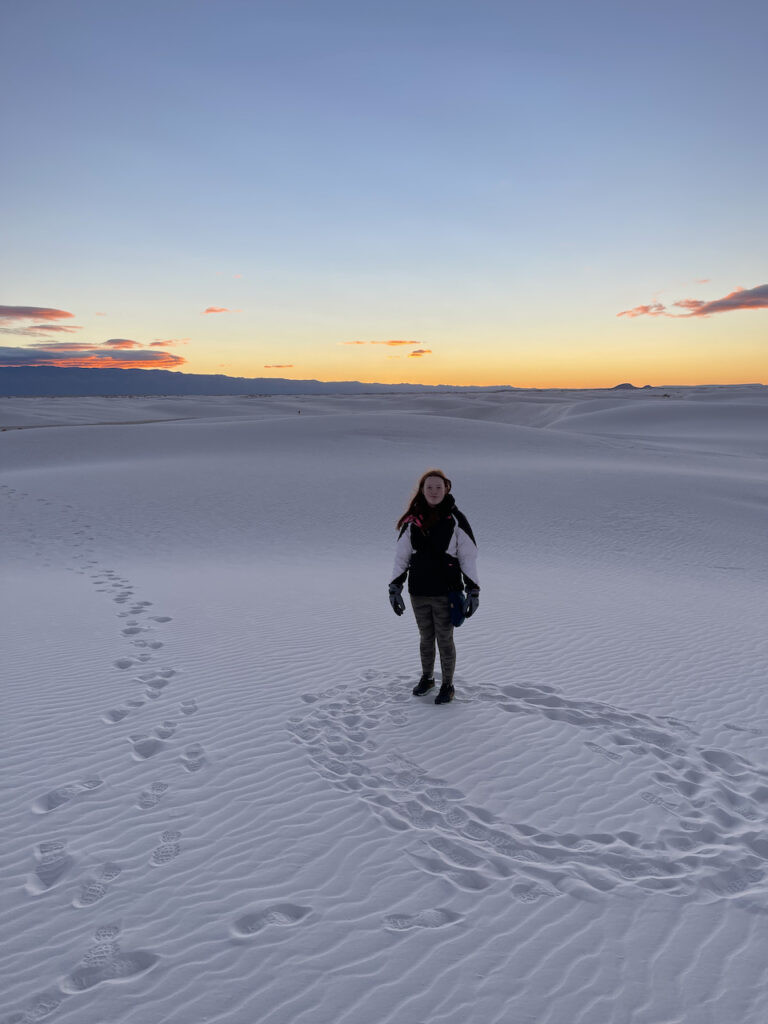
[264,364,293,369]
[151,338,189,347]
[202,306,240,314]
[0,324,83,337]
[371,340,421,346]
[0,304,82,337]
[616,302,668,319]
[23,340,141,352]
[618,284,768,319]
[343,339,423,347]
[104,338,141,349]
[409,348,432,357]
[0,305,75,322]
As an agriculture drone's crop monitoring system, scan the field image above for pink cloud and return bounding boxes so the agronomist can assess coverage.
[264,364,293,368]
[616,302,668,319]
[409,349,432,357]
[371,339,421,346]
[203,306,241,314]
[0,344,185,370]
[0,305,75,321]
[618,284,768,319]
[24,339,141,352]
[682,284,768,316]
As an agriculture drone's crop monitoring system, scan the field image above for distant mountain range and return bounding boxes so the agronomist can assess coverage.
[5,366,748,397]
[0,366,518,397]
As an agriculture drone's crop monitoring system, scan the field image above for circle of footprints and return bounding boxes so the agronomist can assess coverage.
[288,671,768,908]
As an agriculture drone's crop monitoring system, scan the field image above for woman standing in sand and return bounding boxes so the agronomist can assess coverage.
[388,469,480,705]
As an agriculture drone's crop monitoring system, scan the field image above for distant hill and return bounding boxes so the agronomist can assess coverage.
[0,366,516,397]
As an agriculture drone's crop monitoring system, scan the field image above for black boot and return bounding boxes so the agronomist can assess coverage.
[434,682,455,704]
[412,674,435,696]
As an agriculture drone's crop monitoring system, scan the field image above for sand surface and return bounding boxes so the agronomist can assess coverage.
[2,386,767,1024]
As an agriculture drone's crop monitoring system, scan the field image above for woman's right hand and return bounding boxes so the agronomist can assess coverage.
[388,583,405,616]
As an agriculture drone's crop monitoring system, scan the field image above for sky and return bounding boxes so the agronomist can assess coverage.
[1,0,766,388]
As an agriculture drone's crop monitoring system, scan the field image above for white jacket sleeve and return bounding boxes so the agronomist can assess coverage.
[455,524,479,589]
[390,528,414,584]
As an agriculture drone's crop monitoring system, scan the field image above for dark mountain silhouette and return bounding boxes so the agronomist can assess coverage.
[0,366,515,397]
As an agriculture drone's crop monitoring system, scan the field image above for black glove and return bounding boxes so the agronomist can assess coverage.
[388,582,406,616]
[463,589,480,618]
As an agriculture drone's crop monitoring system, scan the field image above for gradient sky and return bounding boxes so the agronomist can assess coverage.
[1,0,766,387]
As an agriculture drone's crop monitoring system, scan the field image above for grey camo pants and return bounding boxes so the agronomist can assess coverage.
[411,595,456,686]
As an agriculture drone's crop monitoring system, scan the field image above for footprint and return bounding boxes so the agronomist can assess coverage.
[641,791,680,814]
[33,785,80,813]
[143,669,178,691]
[585,741,623,763]
[724,723,762,736]
[73,863,122,908]
[180,743,206,772]
[150,830,182,866]
[129,735,166,760]
[103,708,130,724]
[138,781,169,809]
[382,908,462,931]
[511,881,560,903]
[232,903,312,936]
[2,990,63,1022]
[114,658,135,670]
[27,840,74,894]
[179,699,198,716]
[62,927,159,992]
[151,615,172,623]
[144,677,171,692]
[32,777,104,814]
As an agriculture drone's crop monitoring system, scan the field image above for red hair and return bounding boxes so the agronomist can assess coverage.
[396,468,452,530]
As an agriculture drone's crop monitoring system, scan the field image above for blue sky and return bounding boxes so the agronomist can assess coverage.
[1,0,765,385]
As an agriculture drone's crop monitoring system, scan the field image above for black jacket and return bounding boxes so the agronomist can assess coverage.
[391,497,479,596]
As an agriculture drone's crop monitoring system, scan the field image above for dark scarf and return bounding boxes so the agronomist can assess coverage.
[403,493,456,533]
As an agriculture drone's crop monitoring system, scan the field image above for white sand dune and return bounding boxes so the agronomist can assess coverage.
[1,385,767,1024]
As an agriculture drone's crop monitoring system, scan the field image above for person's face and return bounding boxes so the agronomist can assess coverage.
[422,475,447,506]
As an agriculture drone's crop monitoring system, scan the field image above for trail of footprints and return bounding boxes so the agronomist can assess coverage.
[2,485,214,1020]
[288,671,768,910]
